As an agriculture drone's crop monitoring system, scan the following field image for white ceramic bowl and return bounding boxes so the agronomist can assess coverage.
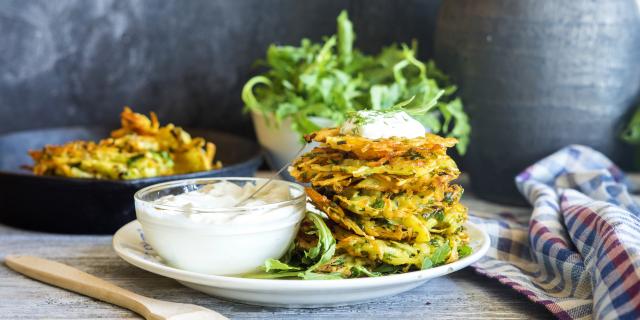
[251,112,335,179]
[134,178,306,276]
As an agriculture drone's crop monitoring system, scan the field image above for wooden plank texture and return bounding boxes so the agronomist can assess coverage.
[0,177,553,319]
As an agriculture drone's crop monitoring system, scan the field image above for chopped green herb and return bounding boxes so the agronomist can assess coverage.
[404,149,424,160]
[371,197,385,209]
[127,154,145,166]
[443,192,454,205]
[433,209,445,222]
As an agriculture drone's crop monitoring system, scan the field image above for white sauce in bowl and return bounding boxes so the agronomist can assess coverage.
[340,110,425,139]
[150,181,295,225]
[133,178,306,275]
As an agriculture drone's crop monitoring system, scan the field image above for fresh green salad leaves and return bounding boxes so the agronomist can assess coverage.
[421,243,451,270]
[242,10,470,154]
[245,212,473,279]
[246,212,342,280]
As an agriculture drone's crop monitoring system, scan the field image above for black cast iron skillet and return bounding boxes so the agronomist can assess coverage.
[0,127,263,234]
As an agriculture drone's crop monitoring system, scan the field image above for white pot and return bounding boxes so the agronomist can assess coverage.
[251,112,336,180]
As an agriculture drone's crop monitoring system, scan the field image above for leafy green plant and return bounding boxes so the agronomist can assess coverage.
[242,11,470,154]
[622,106,640,145]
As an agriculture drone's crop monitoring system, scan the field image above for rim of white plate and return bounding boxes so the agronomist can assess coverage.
[113,220,489,291]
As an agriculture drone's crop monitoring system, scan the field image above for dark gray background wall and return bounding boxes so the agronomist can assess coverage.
[0,0,441,139]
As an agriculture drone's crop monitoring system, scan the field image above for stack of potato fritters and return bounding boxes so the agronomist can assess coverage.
[289,128,470,276]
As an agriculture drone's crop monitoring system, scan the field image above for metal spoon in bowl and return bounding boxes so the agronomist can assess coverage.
[234,144,307,207]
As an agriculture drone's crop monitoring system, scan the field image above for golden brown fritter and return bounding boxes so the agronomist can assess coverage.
[304,128,457,160]
[29,107,221,179]
[287,127,471,272]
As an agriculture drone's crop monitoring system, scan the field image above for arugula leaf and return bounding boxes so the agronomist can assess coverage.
[243,271,302,279]
[246,211,340,280]
[373,263,402,274]
[302,272,344,280]
[262,259,301,272]
[241,10,470,154]
[430,245,451,266]
[421,256,433,270]
[458,245,473,259]
[350,265,382,277]
[337,10,354,66]
[439,98,470,154]
[304,212,337,273]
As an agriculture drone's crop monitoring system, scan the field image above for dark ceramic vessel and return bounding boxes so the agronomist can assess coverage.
[0,127,263,234]
[435,0,640,205]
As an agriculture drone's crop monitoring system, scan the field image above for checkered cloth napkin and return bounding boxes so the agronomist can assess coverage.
[469,145,640,320]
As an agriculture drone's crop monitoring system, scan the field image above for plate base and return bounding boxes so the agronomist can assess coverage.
[113,220,489,307]
[178,279,429,308]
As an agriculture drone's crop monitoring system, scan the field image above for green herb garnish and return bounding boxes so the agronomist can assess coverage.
[371,197,385,209]
[443,192,454,205]
[433,209,445,222]
[405,149,424,160]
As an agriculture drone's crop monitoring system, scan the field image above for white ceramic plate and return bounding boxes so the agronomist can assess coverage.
[113,220,489,308]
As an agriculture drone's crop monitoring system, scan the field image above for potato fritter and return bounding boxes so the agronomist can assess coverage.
[304,128,457,160]
[29,107,222,180]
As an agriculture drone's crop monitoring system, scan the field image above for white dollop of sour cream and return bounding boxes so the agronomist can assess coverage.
[339,110,426,139]
[146,181,296,225]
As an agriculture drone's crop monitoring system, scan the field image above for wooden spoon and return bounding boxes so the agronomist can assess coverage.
[5,255,228,320]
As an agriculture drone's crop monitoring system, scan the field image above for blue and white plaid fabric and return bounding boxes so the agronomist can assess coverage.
[470,145,640,319]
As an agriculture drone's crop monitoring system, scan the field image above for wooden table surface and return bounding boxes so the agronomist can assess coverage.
[0,177,553,319]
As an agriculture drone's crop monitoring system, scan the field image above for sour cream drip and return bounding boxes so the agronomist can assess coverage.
[340,110,426,139]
